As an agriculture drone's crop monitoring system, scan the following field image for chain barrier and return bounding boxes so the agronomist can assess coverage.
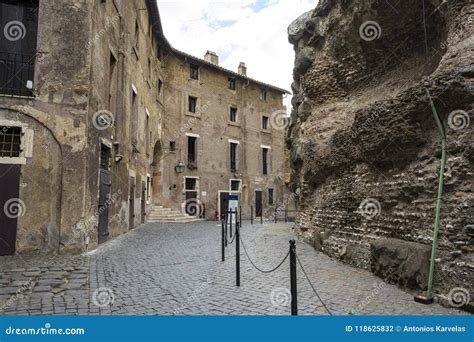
[238,225,290,274]
[296,254,333,316]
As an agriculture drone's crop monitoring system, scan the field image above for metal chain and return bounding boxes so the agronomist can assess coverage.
[296,254,333,316]
[238,226,290,274]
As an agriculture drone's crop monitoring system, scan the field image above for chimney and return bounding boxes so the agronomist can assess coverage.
[204,50,219,65]
[238,62,247,76]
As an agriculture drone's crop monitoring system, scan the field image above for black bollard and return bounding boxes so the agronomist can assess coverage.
[225,213,228,247]
[221,218,225,262]
[274,207,277,224]
[260,213,263,225]
[251,206,253,225]
[285,207,288,223]
[239,206,242,228]
[229,209,233,238]
[236,221,240,286]
[290,240,297,316]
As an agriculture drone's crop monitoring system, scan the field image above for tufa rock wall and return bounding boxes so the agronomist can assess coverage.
[288,0,473,309]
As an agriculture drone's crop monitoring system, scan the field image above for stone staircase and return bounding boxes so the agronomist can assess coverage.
[147,205,204,223]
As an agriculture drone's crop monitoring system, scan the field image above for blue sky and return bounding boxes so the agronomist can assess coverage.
[158,0,317,110]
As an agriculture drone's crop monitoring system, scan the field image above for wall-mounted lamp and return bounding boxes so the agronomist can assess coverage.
[175,162,185,173]
[115,154,124,163]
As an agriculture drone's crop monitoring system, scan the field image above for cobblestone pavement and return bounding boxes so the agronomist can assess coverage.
[0,221,469,316]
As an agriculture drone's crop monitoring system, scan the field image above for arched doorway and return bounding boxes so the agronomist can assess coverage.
[152,140,163,204]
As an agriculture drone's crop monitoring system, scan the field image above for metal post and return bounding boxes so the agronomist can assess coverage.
[251,206,253,225]
[274,207,277,224]
[285,206,288,223]
[229,209,233,238]
[221,218,225,262]
[225,213,228,247]
[236,220,240,286]
[290,240,297,316]
[239,206,242,228]
[260,213,263,225]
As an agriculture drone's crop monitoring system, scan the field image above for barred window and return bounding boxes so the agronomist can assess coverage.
[0,127,22,158]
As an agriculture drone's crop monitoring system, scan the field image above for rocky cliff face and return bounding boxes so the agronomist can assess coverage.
[288,0,473,309]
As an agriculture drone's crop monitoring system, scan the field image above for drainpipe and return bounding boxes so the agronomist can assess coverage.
[416,88,446,304]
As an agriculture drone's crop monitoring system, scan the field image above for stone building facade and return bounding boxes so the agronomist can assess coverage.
[0,0,289,256]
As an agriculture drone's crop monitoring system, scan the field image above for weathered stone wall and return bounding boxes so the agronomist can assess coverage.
[288,0,473,308]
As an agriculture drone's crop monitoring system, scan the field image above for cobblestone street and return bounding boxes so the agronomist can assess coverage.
[0,221,469,316]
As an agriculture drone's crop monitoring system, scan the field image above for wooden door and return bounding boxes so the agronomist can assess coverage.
[0,164,20,255]
[255,190,263,217]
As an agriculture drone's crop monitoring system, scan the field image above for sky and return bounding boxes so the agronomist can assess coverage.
[157,0,317,112]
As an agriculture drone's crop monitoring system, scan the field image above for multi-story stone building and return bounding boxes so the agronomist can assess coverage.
[0,0,289,256]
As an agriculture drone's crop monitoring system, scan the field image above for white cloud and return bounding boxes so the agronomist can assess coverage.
[158,0,317,111]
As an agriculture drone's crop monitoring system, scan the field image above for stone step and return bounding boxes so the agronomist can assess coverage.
[148,213,188,219]
[147,218,204,223]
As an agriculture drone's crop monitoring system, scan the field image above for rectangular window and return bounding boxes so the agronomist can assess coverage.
[108,52,117,113]
[131,91,138,144]
[146,175,152,202]
[185,177,197,190]
[188,96,197,113]
[268,188,274,205]
[230,180,241,192]
[187,136,197,164]
[260,88,267,101]
[145,113,150,156]
[262,148,269,175]
[190,64,199,80]
[230,107,238,122]
[100,144,111,171]
[0,127,22,158]
[262,116,269,130]
[169,141,176,152]
[230,142,238,172]
[0,0,39,96]
[228,77,236,90]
